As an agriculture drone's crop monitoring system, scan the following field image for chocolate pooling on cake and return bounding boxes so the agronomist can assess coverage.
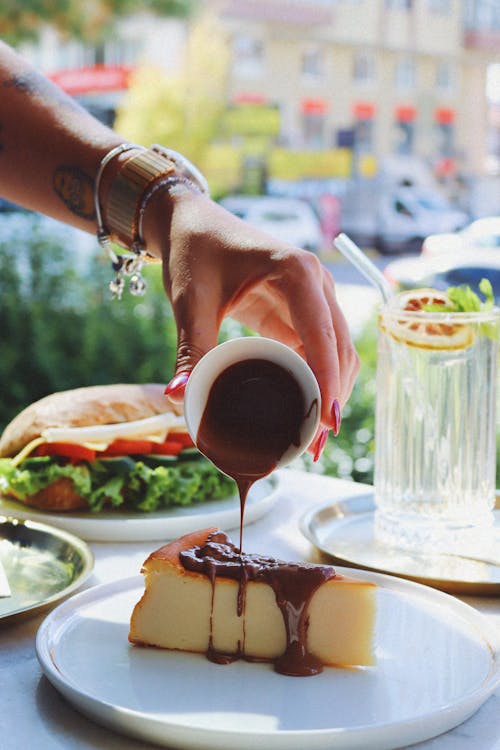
[180,530,337,676]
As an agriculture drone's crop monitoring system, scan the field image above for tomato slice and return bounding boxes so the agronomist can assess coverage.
[101,435,194,457]
[33,434,195,461]
[168,433,195,448]
[101,439,155,456]
[150,441,184,456]
[34,442,96,461]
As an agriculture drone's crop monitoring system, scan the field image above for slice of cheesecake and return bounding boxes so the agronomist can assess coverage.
[129,527,376,675]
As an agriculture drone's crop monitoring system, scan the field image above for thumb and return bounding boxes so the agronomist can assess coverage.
[164,299,220,404]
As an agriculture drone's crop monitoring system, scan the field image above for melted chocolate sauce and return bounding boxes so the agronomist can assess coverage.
[189,357,329,675]
[180,532,336,676]
[196,358,313,549]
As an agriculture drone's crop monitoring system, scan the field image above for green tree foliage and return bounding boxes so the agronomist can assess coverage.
[1,0,196,45]
[319,321,378,484]
[0,216,178,430]
[114,11,229,169]
[295,320,378,485]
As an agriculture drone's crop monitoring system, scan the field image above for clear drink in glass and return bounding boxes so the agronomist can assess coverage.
[374,292,500,552]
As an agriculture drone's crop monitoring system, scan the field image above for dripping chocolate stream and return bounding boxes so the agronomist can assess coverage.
[180,531,336,676]
[191,357,325,675]
[195,358,315,551]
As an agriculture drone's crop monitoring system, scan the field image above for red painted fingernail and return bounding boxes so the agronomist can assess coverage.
[331,399,341,436]
[313,428,329,462]
[164,371,190,397]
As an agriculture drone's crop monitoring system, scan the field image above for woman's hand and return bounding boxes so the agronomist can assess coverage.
[145,188,360,448]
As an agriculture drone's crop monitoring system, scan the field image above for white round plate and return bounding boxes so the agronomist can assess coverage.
[0,476,278,543]
[36,569,500,750]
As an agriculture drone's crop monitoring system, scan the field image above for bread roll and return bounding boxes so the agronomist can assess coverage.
[0,383,179,457]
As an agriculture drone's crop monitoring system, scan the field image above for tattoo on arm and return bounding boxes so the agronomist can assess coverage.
[53,166,96,221]
[3,71,94,219]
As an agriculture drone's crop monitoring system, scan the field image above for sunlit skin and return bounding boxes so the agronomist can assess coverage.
[0,41,359,455]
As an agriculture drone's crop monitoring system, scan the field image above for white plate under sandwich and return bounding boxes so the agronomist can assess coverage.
[0,476,278,542]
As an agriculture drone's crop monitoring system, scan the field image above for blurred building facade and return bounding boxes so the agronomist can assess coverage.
[20,0,500,184]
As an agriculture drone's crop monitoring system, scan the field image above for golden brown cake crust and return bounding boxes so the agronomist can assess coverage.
[143,527,218,570]
[0,383,180,457]
[141,528,366,585]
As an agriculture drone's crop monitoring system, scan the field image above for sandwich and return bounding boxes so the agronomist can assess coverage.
[0,383,236,513]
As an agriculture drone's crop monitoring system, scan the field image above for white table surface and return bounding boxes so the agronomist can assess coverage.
[1,469,499,750]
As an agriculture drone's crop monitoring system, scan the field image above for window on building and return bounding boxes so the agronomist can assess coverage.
[352,102,375,154]
[353,52,375,84]
[385,0,413,9]
[465,1,500,30]
[103,39,142,67]
[427,0,451,13]
[355,119,374,153]
[435,108,455,158]
[301,99,328,148]
[301,46,324,79]
[487,63,500,104]
[436,60,455,91]
[395,56,416,89]
[302,113,326,148]
[394,106,416,154]
[233,34,264,77]
[395,121,414,153]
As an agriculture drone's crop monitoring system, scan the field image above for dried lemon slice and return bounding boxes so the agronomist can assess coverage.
[381,288,475,350]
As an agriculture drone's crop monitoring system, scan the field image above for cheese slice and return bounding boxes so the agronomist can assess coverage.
[10,437,46,467]
[41,413,185,445]
[9,413,189,465]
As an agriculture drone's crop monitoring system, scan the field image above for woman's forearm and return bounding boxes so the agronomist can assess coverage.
[0,41,123,233]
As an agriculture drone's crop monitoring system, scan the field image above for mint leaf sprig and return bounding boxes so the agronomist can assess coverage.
[422,278,498,339]
[422,278,494,313]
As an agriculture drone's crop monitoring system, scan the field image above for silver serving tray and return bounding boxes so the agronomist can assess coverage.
[0,515,94,621]
[300,493,500,596]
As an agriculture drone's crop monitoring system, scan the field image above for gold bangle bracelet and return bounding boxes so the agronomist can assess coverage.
[105,147,176,247]
[103,144,209,249]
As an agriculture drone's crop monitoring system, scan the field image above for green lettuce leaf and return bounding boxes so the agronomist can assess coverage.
[0,456,92,499]
[422,278,495,313]
[0,455,236,514]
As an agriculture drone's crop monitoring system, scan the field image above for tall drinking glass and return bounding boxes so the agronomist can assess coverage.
[374,297,500,552]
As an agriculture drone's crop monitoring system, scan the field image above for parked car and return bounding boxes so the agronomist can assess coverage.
[383,250,500,302]
[219,195,323,252]
[340,183,468,254]
[421,216,500,258]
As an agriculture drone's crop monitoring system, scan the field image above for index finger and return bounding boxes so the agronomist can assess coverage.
[276,253,344,429]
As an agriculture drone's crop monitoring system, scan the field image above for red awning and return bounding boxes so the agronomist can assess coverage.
[233,92,268,105]
[49,65,133,96]
[395,105,416,123]
[353,102,375,120]
[301,97,328,115]
[435,107,455,125]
